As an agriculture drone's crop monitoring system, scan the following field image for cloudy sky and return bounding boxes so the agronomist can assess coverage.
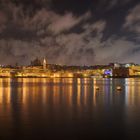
[0,0,140,65]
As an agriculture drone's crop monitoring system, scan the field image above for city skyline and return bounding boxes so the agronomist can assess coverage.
[0,56,139,67]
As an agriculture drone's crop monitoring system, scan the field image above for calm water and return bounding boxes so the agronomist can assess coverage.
[0,78,140,140]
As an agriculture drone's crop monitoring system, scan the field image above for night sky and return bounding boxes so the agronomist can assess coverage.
[0,0,140,65]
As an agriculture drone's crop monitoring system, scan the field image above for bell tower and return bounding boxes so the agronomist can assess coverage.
[43,58,47,70]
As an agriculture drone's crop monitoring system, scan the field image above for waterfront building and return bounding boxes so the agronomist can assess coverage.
[112,67,129,77]
[129,65,140,77]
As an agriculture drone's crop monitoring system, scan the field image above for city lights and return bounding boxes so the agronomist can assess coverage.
[0,58,140,78]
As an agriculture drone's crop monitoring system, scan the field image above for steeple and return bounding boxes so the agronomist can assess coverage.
[43,58,47,70]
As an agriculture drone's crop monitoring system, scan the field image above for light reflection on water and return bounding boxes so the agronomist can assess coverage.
[0,78,140,139]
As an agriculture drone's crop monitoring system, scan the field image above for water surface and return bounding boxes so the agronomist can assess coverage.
[0,78,140,140]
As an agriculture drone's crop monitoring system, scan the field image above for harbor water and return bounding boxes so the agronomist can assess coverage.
[0,78,140,140]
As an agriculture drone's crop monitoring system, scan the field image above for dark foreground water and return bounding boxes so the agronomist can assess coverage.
[0,78,140,140]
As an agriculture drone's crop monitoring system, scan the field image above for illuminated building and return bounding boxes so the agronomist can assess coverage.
[104,69,113,77]
[129,66,140,77]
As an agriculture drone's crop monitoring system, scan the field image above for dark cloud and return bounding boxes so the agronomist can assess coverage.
[124,4,140,34]
[0,0,139,65]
